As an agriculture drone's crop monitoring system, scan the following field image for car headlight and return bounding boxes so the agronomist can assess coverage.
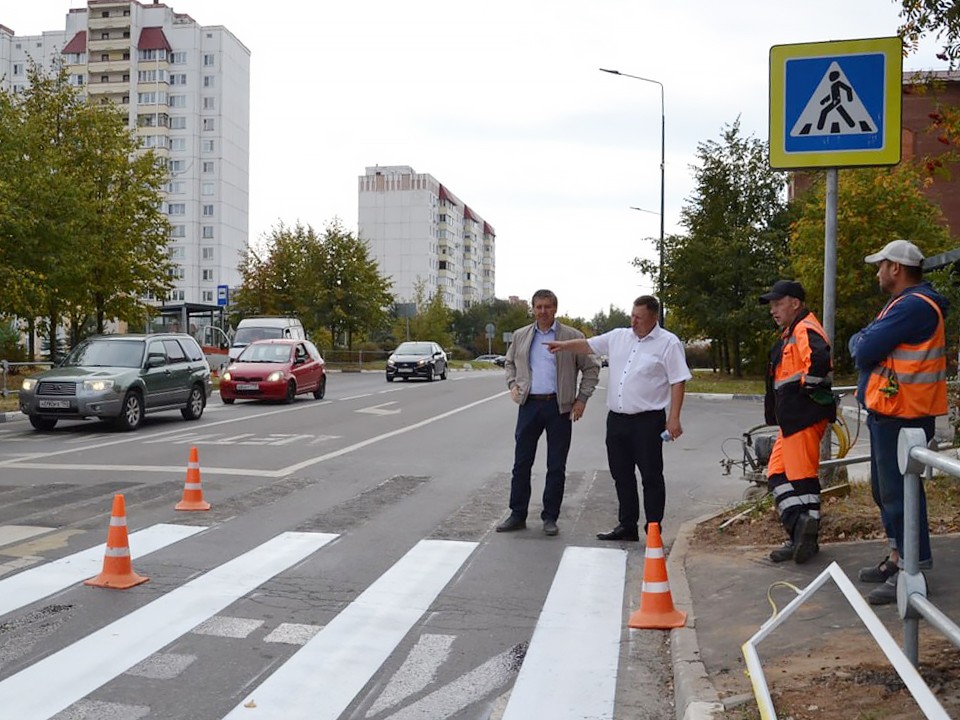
[416,358,428,366]
[83,379,113,392]
[221,371,232,381]
[266,371,284,382]
[21,378,36,391]
[387,358,396,367]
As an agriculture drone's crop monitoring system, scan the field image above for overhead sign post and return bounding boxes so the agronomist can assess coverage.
[770,36,902,465]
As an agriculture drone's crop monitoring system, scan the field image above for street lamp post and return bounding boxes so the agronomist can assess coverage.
[600,68,666,327]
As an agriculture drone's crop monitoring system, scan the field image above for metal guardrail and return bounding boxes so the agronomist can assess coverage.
[0,359,54,399]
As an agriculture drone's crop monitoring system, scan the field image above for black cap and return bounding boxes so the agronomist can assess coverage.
[759,280,805,304]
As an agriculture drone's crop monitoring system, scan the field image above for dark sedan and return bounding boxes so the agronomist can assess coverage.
[386,341,447,382]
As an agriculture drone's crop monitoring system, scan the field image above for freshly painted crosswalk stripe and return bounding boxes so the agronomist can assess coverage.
[0,523,207,618]
[501,546,627,720]
[224,538,478,720]
[0,531,337,720]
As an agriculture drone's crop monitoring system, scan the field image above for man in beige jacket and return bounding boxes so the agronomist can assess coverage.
[497,289,600,536]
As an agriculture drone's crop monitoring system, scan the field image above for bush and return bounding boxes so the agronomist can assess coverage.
[0,322,26,365]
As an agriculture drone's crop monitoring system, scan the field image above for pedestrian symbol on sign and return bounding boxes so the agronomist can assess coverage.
[790,61,877,137]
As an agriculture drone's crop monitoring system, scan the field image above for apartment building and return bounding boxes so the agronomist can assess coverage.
[358,165,495,312]
[0,0,250,307]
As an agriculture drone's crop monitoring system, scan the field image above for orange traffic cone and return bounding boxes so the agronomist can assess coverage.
[627,522,687,629]
[85,493,149,589]
[175,446,211,511]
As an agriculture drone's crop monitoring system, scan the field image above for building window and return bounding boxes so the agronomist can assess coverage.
[138,69,167,83]
[202,269,214,281]
[170,116,186,130]
[169,289,185,301]
[170,224,186,238]
[202,247,215,260]
[204,53,214,65]
[203,96,215,110]
[202,161,215,173]
[137,91,167,104]
[138,49,167,61]
[202,118,215,131]
[101,32,110,40]
[201,182,215,195]
[169,246,186,260]
[168,138,186,152]
[166,180,185,193]
[170,51,187,64]
[202,226,214,239]
[202,290,214,303]
[203,75,215,88]
[167,203,186,216]
[170,73,187,86]
[13,64,22,76]
[202,139,215,152]
[169,95,186,108]
[202,204,214,217]
[168,266,185,280]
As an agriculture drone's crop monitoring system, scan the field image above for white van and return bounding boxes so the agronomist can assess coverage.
[229,317,306,361]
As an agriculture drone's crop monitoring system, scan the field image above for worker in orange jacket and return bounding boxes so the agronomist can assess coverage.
[760,280,836,564]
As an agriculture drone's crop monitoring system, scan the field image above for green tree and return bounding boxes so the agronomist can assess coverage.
[790,165,952,370]
[395,279,453,348]
[654,120,790,375]
[589,305,630,334]
[898,0,960,67]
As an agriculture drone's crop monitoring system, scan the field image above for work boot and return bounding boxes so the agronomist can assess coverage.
[858,556,899,583]
[769,541,795,563]
[793,513,820,565]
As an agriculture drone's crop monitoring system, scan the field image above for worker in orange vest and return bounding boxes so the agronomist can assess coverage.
[760,280,836,564]
[850,239,948,605]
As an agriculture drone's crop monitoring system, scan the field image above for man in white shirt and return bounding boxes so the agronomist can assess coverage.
[546,296,691,541]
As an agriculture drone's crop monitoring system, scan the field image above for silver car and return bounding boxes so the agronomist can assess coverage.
[19,333,212,431]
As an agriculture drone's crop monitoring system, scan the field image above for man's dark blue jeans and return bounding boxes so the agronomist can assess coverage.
[508,397,572,522]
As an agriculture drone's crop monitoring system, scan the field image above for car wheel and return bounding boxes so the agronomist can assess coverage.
[285,380,297,404]
[222,396,235,404]
[313,376,326,399]
[29,415,57,431]
[181,384,205,420]
[114,391,143,431]
[386,374,394,383]
[440,364,447,380]
[426,366,435,382]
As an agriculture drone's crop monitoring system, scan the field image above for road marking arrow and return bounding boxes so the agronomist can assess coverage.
[357,402,401,416]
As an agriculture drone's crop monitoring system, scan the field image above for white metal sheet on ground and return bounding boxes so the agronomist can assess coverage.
[0,523,208,618]
[224,539,478,720]
[0,531,337,720]
[501,546,627,720]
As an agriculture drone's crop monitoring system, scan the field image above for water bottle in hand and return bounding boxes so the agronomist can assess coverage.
[660,430,673,442]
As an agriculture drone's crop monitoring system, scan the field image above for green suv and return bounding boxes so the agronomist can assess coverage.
[19,333,212,431]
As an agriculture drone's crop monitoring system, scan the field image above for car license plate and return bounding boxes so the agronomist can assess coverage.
[236,383,259,391]
[38,399,70,409]
[398,368,412,373]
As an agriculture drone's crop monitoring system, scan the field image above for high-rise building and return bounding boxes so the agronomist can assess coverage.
[358,165,495,311]
[0,0,250,307]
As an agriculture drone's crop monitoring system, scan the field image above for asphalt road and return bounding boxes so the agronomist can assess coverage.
[0,369,756,720]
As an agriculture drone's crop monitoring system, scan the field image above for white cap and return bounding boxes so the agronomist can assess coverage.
[864,239,924,267]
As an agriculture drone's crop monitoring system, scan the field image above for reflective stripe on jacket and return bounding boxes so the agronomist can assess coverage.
[865,292,947,418]
[764,309,836,437]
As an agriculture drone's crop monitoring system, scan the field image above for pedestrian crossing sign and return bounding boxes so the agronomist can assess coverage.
[769,37,902,169]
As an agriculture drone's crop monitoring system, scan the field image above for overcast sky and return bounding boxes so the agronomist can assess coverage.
[3,1,946,319]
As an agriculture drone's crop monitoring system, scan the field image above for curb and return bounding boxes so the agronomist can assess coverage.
[0,410,20,424]
[668,513,726,720]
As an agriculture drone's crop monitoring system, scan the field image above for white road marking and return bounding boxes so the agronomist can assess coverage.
[0,525,53,549]
[263,623,322,645]
[53,699,150,720]
[191,616,264,638]
[501,546,626,720]
[356,401,401,416]
[125,652,196,680]
[341,393,373,401]
[0,531,337,720]
[365,634,455,716]
[224,539,478,720]
[3,391,509,478]
[0,524,208,618]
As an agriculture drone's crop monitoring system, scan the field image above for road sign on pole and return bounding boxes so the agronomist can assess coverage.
[769,37,902,169]
[217,285,229,306]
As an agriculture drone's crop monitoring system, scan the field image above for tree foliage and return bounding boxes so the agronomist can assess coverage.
[0,62,172,356]
[652,119,791,374]
[232,220,392,348]
[790,165,952,370]
[898,0,960,67]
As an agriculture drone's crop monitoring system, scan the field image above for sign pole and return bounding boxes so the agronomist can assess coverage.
[822,167,838,464]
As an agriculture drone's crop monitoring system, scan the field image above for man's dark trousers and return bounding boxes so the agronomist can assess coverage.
[509,397,572,522]
[606,409,666,531]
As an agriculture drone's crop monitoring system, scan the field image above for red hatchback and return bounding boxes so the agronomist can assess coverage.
[220,339,326,404]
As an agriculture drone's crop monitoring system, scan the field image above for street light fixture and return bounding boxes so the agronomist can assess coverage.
[600,68,666,327]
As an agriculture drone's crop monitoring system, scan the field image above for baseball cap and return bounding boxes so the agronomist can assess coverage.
[864,239,924,267]
[759,280,806,304]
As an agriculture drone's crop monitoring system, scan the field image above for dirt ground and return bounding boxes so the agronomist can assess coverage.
[691,477,960,719]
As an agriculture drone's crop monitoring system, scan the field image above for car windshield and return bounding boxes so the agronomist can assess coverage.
[234,327,284,345]
[63,339,145,368]
[238,344,291,363]
[395,343,434,355]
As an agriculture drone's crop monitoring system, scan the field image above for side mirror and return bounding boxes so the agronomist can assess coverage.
[146,353,166,368]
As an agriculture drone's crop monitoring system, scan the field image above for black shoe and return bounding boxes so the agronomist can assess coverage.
[769,541,795,563]
[858,556,899,583]
[496,515,526,533]
[793,514,820,565]
[543,520,558,536]
[597,525,639,541]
